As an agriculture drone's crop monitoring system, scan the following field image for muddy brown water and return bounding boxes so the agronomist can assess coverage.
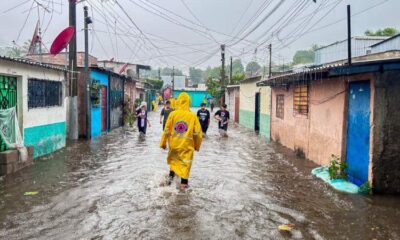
[0,110,399,239]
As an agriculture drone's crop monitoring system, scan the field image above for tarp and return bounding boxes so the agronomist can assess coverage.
[0,107,27,162]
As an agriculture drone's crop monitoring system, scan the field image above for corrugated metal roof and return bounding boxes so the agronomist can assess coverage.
[370,34,400,47]
[315,36,389,51]
[0,55,67,72]
[257,58,400,87]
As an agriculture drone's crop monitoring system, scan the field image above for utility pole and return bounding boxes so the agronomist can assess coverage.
[347,5,352,65]
[229,56,233,85]
[84,6,92,139]
[172,66,175,97]
[268,44,272,78]
[158,68,161,80]
[220,44,225,104]
[38,27,43,63]
[68,0,78,140]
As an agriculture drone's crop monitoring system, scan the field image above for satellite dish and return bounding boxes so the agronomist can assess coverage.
[50,26,75,55]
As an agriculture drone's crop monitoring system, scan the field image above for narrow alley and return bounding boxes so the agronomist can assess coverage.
[0,111,399,240]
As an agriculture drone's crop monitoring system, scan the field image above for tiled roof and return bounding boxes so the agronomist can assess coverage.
[0,55,67,72]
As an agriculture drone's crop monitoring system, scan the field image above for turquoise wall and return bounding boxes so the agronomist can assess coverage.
[173,90,210,107]
[239,109,270,141]
[24,122,66,158]
[91,70,109,138]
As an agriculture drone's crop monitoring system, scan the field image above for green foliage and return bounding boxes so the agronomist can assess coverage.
[231,73,245,84]
[123,95,136,127]
[359,182,372,195]
[189,67,204,84]
[204,66,221,79]
[365,27,399,37]
[245,61,261,74]
[145,78,163,90]
[160,67,183,76]
[293,50,315,65]
[328,155,348,180]
[134,98,142,108]
[90,81,101,106]
[206,78,220,98]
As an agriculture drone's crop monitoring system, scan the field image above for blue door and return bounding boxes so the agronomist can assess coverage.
[346,81,371,186]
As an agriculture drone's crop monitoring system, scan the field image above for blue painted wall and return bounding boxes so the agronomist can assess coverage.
[90,70,109,138]
[173,90,210,107]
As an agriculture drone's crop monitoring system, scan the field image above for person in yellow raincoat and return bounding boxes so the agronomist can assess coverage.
[160,92,203,189]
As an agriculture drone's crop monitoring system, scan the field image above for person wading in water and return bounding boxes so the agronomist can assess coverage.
[136,102,151,135]
[160,100,173,130]
[160,92,203,190]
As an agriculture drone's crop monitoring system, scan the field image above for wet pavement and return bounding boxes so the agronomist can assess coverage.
[1,110,400,240]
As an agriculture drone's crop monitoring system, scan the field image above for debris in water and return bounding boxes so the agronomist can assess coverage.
[278,224,294,231]
[24,191,39,196]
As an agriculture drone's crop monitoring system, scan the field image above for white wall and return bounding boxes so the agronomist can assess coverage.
[0,59,66,132]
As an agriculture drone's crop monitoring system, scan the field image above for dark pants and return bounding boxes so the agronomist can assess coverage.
[219,124,228,131]
[169,171,188,184]
[200,123,208,134]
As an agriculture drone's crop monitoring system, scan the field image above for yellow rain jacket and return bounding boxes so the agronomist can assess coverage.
[160,93,203,179]
[170,98,176,110]
[152,100,157,112]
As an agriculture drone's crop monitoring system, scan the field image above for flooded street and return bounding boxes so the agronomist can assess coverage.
[1,110,400,240]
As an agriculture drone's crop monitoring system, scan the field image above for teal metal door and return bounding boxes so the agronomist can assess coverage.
[0,75,18,151]
[346,81,370,186]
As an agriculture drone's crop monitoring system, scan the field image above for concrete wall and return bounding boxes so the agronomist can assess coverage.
[226,87,239,122]
[0,59,66,158]
[239,80,271,140]
[173,90,209,107]
[371,70,400,194]
[271,78,347,165]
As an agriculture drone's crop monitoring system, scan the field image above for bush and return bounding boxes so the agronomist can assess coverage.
[328,155,348,180]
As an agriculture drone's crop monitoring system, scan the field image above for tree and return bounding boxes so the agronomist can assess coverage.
[204,66,221,79]
[189,67,204,84]
[145,78,163,90]
[365,27,399,37]
[232,59,244,74]
[245,61,261,74]
[160,67,183,76]
[292,50,315,65]
[231,73,245,84]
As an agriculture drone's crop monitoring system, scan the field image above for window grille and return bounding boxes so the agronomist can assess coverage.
[28,79,62,109]
[293,84,309,115]
[276,94,284,119]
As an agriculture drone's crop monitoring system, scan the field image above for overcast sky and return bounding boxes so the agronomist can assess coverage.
[0,0,399,72]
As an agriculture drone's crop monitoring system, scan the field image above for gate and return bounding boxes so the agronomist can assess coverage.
[0,75,17,151]
[101,86,107,132]
[255,92,260,132]
[110,76,124,130]
[234,96,239,123]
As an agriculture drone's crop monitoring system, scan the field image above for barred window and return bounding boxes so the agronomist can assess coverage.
[293,84,309,115]
[276,94,284,119]
[28,79,62,109]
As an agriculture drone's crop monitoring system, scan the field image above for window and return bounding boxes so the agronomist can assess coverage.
[276,94,284,119]
[293,84,309,115]
[28,79,62,109]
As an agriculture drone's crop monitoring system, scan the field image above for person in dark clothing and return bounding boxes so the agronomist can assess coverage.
[197,103,210,135]
[160,100,173,130]
[136,102,151,134]
[214,104,230,132]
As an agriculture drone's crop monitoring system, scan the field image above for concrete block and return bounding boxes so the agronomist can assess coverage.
[0,150,19,165]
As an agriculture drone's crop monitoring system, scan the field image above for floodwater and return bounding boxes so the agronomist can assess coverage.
[0,110,399,240]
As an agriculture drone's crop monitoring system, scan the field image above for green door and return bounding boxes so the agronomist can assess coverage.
[0,75,18,151]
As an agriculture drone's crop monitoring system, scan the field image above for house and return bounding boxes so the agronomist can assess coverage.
[173,89,210,107]
[371,33,400,54]
[77,67,125,139]
[314,36,388,65]
[124,77,137,111]
[257,58,400,194]
[239,76,271,140]
[225,85,240,123]
[161,75,186,89]
[0,56,67,160]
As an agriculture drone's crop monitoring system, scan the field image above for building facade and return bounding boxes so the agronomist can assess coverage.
[239,76,271,140]
[258,59,400,194]
[0,56,67,158]
[173,90,210,107]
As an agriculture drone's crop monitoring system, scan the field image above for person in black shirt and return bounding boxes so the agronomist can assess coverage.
[160,100,173,130]
[197,103,210,135]
[214,104,230,133]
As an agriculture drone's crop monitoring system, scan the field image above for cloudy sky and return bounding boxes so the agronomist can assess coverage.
[0,0,398,71]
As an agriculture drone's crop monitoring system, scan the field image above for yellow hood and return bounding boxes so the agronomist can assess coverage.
[177,92,191,111]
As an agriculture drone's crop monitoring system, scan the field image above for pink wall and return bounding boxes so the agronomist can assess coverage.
[271,78,347,165]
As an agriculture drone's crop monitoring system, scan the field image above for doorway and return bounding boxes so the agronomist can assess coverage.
[255,92,260,133]
[346,81,371,186]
